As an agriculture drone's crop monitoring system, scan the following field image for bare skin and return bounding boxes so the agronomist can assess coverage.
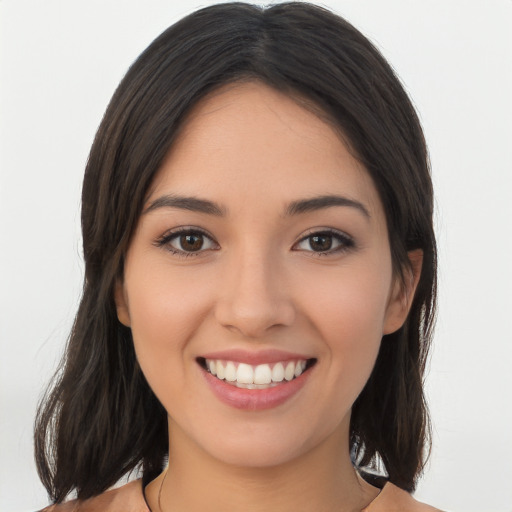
[145,420,380,512]
[117,82,421,512]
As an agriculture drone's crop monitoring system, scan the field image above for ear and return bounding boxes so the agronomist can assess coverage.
[114,279,131,327]
[383,249,423,335]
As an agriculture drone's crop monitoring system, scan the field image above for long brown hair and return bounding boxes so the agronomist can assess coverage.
[35,1,437,503]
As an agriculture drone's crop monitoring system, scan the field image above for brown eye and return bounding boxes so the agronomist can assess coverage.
[309,234,332,251]
[294,230,354,255]
[156,228,218,255]
[179,233,204,251]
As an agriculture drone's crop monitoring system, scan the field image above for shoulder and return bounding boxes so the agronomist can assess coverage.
[38,479,149,512]
[365,482,444,512]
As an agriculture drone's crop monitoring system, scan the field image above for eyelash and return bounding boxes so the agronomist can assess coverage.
[154,227,355,257]
[293,229,355,256]
[154,227,218,257]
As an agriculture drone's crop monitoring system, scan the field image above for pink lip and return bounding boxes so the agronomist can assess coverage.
[199,348,312,365]
[200,364,313,411]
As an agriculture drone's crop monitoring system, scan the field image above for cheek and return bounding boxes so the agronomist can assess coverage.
[297,261,392,388]
[124,265,213,389]
[299,261,392,341]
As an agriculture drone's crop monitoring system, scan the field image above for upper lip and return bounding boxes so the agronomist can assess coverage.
[199,348,314,365]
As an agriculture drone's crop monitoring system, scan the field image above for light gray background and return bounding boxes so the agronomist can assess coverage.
[1,1,511,511]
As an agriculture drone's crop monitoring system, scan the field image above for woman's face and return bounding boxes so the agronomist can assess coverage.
[116,82,413,468]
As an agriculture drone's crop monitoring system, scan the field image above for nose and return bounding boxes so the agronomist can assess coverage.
[214,248,296,338]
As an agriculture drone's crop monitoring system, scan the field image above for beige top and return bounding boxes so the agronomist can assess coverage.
[40,478,443,512]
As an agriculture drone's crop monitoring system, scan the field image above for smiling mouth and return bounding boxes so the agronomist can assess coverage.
[197,357,317,389]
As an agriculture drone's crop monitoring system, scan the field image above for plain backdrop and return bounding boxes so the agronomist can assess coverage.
[1,1,511,511]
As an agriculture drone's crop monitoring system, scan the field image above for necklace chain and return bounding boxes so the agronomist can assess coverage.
[157,467,169,512]
[153,467,378,512]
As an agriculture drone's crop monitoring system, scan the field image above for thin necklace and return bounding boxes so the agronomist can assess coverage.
[157,468,169,512]
[153,467,380,512]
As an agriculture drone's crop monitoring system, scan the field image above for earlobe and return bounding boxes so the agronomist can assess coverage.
[114,280,131,327]
[383,249,423,335]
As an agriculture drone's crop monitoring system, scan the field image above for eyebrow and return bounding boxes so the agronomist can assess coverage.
[144,194,226,216]
[144,193,370,219]
[285,195,370,219]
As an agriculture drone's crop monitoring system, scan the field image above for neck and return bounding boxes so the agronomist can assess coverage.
[145,419,379,512]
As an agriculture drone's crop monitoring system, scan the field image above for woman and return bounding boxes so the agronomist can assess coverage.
[36,2,440,510]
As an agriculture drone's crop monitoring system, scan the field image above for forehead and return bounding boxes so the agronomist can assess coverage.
[149,81,383,220]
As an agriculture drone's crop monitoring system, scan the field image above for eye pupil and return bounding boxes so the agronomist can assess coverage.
[180,233,203,251]
[310,235,332,251]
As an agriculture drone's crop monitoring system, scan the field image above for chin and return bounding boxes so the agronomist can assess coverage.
[202,435,309,468]
[184,411,346,470]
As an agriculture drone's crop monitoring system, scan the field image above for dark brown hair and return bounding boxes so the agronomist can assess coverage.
[35,1,436,503]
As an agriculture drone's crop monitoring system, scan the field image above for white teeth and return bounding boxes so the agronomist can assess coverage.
[254,364,272,385]
[225,361,237,382]
[206,359,310,386]
[236,363,254,384]
[284,361,295,381]
[271,362,285,382]
[235,382,279,389]
[216,361,225,380]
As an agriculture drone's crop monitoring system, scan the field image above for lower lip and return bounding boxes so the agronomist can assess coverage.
[201,367,311,411]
